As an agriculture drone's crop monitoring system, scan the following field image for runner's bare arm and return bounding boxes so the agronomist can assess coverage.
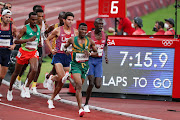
[45,24,54,35]
[104,33,108,64]
[14,26,36,44]
[8,25,18,50]
[44,27,59,54]
[89,38,97,52]
[64,37,74,50]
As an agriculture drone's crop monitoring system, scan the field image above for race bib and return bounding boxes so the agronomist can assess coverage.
[60,43,72,52]
[97,48,103,57]
[17,51,22,58]
[0,39,10,47]
[25,41,38,50]
[76,53,89,63]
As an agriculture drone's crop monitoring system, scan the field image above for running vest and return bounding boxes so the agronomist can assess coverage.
[52,23,59,49]
[0,23,13,48]
[91,30,106,57]
[56,26,75,53]
[72,36,90,63]
[21,24,40,51]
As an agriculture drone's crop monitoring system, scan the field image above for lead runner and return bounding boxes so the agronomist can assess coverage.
[64,23,97,117]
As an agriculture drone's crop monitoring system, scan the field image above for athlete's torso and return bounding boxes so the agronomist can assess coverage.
[21,24,40,51]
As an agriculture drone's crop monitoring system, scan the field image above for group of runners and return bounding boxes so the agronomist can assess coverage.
[0,4,108,117]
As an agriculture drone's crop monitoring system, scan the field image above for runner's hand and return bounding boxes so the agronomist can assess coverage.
[105,56,108,64]
[52,49,57,55]
[29,36,36,42]
[84,50,89,57]
[8,45,15,50]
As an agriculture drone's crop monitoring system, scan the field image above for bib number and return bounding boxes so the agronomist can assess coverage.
[76,53,89,63]
[97,48,103,57]
[25,41,38,50]
[0,39,10,47]
[17,51,22,58]
[60,43,72,52]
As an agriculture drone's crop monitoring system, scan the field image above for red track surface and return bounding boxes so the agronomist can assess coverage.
[1,0,152,30]
[0,84,139,120]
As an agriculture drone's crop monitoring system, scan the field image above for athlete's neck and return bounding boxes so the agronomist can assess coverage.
[94,29,101,35]
[2,22,9,27]
[30,24,37,29]
[79,36,85,40]
[63,25,71,31]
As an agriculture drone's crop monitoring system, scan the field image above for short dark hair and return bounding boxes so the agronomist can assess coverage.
[35,9,44,13]
[94,18,102,23]
[29,12,37,18]
[63,12,74,19]
[79,23,87,28]
[4,3,12,7]
[158,21,164,28]
[33,5,42,12]
[59,11,65,17]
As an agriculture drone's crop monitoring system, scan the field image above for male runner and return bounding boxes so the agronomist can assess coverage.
[45,12,78,108]
[15,5,43,88]
[0,9,17,98]
[84,18,108,112]
[64,23,97,117]
[43,11,66,89]
[7,12,40,101]
[30,8,48,94]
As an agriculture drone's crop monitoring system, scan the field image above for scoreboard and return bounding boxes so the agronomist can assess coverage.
[98,0,126,18]
[82,36,180,99]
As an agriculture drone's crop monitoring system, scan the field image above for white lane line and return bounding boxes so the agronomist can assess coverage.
[0,102,75,120]
[16,6,98,29]
[127,0,150,7]
[13,0,97,21]
[13,0,79,15]
[2,80,162,120]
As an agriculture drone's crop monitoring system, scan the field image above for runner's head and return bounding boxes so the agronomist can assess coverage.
[63,12,74,27]
[58,11,65,26]
[33,5,42,12]
[36,9,44,23]
[1,9,12,24]
[94,18,103,32]
[29,12,38,27]
[4,3,12,11]
[78,23,87,38]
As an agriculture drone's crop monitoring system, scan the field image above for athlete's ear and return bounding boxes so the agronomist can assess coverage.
[63,19,65,24]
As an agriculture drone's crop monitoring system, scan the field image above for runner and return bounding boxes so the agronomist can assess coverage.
[45,12,78,107]
[7,12,40,101]
[30,8,48,94]
[15,5,43,88]
[43,11,66,90]
[0,9,17,98]
[84,18,108,113]
[64,23,97,117]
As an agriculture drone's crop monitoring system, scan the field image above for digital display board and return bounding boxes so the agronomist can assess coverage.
[82,46,175,96]
[98,0,126,18]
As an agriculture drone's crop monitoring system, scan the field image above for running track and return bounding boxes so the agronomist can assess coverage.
[2,0,156,30]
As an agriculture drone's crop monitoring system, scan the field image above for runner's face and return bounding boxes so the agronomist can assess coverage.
[64,16,74,27]
[2,15,11,24]
[37,12,44,22]
[5,4,12,11]
[95,20,103,32]
[30,15,38,26]
[79,26,87,38]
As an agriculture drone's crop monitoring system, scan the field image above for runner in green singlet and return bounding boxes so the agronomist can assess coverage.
[64,23,97,117]
[7,12,40,101]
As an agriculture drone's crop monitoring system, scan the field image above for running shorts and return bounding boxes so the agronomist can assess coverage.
[87,57,103,78]
[53,53,71,67]
[16,47,39,65]
[70,61,89,79]
[0,48,11,67]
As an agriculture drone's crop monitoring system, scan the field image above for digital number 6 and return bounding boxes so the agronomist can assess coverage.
[110,1,119,14]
